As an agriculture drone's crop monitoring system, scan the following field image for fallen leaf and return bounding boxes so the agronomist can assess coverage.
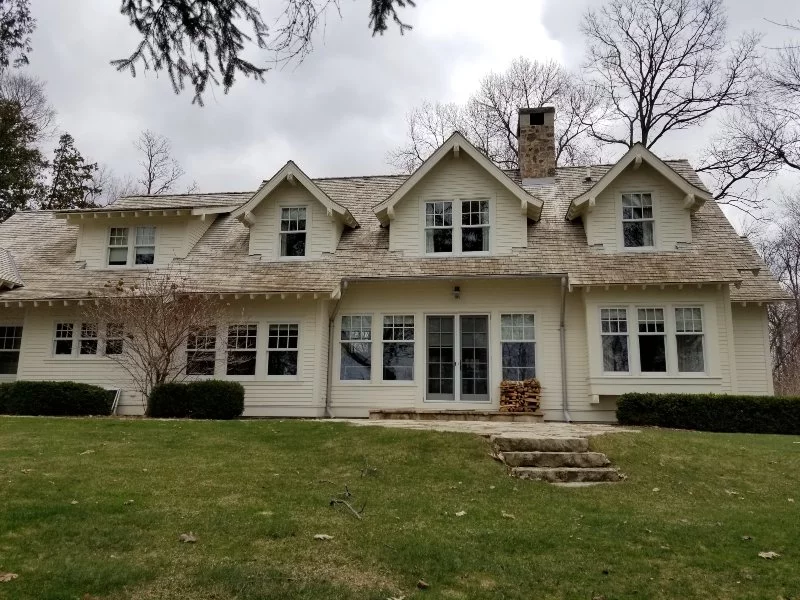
[179,532,197,543]
[741,535,753,541]
[20,469,31,474]
[417,579,430,590]
[758,551,781,559]
[0,573,18,583]
[313,534,333,541]
[489,485,496,490]
[652,487,660,492]
[70,500,79,505]
[79,450,95,455]
[724,489,740,496]
[455,511,466,517]
[501,512,516,520]
[123,499,134,506]
[788,498,795,503]
[387,596,405,600]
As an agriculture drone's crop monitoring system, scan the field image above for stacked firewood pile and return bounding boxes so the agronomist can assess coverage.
[499,378,542,413]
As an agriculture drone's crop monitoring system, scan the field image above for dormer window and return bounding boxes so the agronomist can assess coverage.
[425,199,490,255]
[107,226,156,266]
[622,193,654,248]
[280,207,307,258]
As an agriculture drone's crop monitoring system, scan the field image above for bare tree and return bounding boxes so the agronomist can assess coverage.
[90,165,136,206]
[0,70,55,141]
[134,130,185,195]
[83,270,233,408]
[581,0,759,150]
[388,58,604,173]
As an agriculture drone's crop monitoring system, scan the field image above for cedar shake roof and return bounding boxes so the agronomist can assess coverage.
[0,247,24,289]
[0,161,788,303]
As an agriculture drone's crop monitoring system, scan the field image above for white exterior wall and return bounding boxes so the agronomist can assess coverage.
[732,304,774,395]
[248,181,339,260]
[584,163,692,251]
[76,215,211,268]
[388,154,527,256]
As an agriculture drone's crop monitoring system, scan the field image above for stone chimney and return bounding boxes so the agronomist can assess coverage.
[518,107,556,180]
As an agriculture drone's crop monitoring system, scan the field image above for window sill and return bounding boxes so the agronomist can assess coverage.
[591,375,720,383]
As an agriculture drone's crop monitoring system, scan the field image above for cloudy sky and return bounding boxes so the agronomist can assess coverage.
[24,0,800,202]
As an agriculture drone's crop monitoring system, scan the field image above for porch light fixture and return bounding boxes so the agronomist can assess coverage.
[452,285,461,300]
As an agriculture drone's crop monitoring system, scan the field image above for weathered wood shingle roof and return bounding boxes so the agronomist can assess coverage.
[0,162,787,303]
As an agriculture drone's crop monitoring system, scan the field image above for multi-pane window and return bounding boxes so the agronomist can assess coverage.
[134,226,156,265]
[340,315,372,380]
[461,200,489,253]
[0,326,22,375]
[637,308,666,372]
[108,228,129,266]
[600,308,629,372]
[105,323,124,355]
[267,324,299,376]
[622,193,654,248]
[53,323,75,355]
[227,324,258,376]
[382,315,414,381]
[186,327,217,375]
[425,201,453,253]
[501,314,536,381]
[675,307,705,372]
[79,323,99,355]
[280,207,307,257]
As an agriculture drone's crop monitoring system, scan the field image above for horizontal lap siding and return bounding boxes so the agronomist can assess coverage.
[389,154,527,256]
[732,304,773,395]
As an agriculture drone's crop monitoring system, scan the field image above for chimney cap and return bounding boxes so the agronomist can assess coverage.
[518,106,555,115]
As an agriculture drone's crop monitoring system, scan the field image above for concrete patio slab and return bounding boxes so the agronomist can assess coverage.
[333,419,636,438]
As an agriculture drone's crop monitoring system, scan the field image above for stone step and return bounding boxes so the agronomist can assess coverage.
[510,467,623,483]
[501,451,611,468]
[491,436,589,453]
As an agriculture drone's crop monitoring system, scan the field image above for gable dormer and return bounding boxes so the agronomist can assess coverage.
[567,145,712,252]
[374,133,542,257]
[232,162,357,261]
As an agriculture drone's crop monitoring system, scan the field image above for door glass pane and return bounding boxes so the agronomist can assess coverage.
[460,315,489,401]
[427,316,454,400]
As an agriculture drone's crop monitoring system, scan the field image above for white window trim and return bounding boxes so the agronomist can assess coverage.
[636,307,668,374]
[185,325,219,376]
[265,322,301,380]
[422,197,492,257]
[500,313,537,381]
[225,323,259,380]
[106,225,158,268]
[600,307,631,375]
[674,305,707,374]
[0,323,23,376]
[78,322,100,357]
[619,191,657,252]
[380,314,415,383]
[337,313,374,384]
[277,204,310,261]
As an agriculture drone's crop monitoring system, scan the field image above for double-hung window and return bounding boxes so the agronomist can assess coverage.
[461,200,489,252]
[280,207,307,258]
[105,323,124,355]
[79,323,99,356]
[0,326,22,375]
[675,307,705,372]
[108,228,129,265]
[425,200,490,254]
[600,308,629,372]
[382,315,414,381]
[186,327,217,375]
[134,226,156,265]
[501,314,536,380]
[425,201,453,253]
[267,324,299,376]
[637,308,666,372]
[227,324,258,376]
[53,323,75,356]
[622,193,654,248]
[107,226,156,266]
[340,316,372,380]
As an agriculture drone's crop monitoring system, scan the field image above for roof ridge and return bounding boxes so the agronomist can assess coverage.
[117,190,254,200]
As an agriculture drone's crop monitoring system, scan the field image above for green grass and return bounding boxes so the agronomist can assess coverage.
[0,418,798,600]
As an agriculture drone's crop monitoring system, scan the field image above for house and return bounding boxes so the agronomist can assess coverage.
[0,107,787,421]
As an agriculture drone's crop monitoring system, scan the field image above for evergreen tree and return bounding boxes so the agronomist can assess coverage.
[41,133,101,210]
[0,99,44,221]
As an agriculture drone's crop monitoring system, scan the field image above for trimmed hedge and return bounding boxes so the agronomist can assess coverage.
[148,380,245,419]
[0,381,115,416]
[617,392,800,435]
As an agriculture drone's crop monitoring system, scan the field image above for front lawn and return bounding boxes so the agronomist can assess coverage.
[0,418,798,599]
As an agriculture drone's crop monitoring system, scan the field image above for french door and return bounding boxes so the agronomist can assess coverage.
[426,315,489,402]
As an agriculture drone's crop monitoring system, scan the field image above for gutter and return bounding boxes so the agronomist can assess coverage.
[559,276,571,423]
[324,280,347,418]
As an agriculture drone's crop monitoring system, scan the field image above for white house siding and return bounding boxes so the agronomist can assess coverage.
[0,307,26,383]
[248,181,338,260]
[732,304,774,395]
[388,154,528,256]
[584,163,692,251]
[77,215,206,268]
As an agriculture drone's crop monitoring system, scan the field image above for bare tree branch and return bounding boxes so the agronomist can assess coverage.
[134,129,185,195]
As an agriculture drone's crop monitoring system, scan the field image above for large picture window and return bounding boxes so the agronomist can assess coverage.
[280,207,307,257]
[340,315,372,380]
[637,308,666,372]
[675,307,705,372]
[622,193,654,248]
[0,326,22,375]
[186,327,217,375]
[501,314,536,381]
[382,315,414,381]
[425,201,453,253]
[227,324,258,376]
[600,308,629,372]
[267,323,299,376]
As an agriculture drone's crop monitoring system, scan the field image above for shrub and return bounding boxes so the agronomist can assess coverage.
[617,393,800,435]
[0,381,114,416]
[148,380,245,419]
